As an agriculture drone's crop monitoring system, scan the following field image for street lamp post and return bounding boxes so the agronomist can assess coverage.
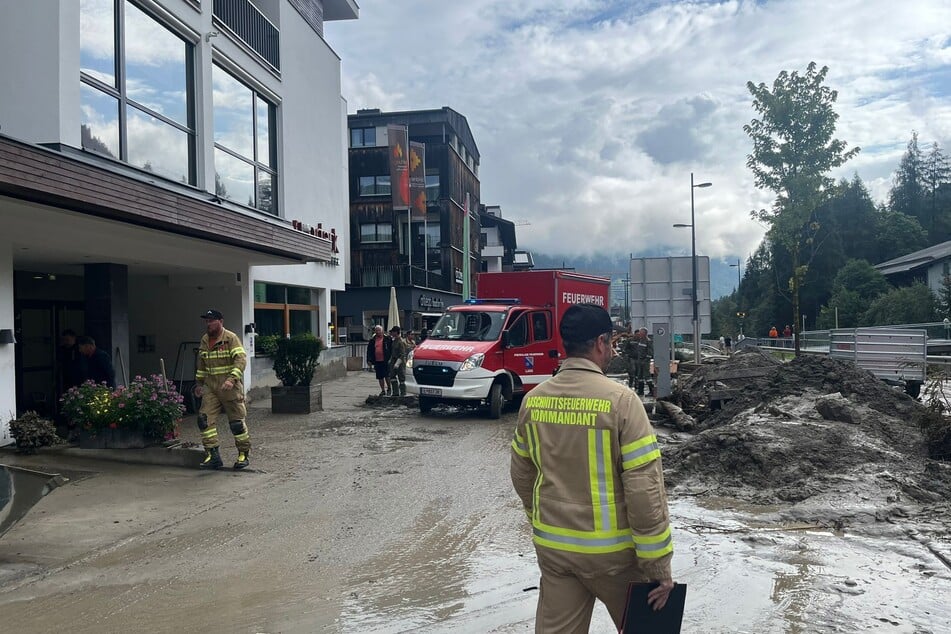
[674,173,712,365]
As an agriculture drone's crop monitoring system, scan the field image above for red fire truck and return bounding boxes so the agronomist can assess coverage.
[405,270,611,417]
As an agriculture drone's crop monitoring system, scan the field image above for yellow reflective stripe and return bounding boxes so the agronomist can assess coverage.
[234,432,250,442]
[588,429,602,531]
[601,429,618,531]
[196,370,208,377]
[231,347,246,356]
[534,519,632,540]
[203,367,234,375]
[633,526,673,559]
[230,368,243,378]
[201,429,218,438]
[528,422,543,524]
[511,437,529,457]
[533,534,634,554]
[621,434,661,470]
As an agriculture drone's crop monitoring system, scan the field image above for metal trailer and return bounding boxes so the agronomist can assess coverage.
[829,328,927,398]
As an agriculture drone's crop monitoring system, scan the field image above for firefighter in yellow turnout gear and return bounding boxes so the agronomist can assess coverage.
[511,304,674,633]
[194,310,251,470]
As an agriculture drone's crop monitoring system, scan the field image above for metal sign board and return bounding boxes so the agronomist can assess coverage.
[629,256,711,335]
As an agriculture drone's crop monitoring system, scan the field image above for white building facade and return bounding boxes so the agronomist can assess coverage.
[0,0,357,442]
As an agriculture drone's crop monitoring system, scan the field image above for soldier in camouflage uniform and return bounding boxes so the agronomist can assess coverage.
[388,325,408,397]
[621,331,639,389]
[194,309,251,470]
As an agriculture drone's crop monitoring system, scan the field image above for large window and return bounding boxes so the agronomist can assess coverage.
[213,64,278,214]
[360,223,393,243]
[253,283,316,339]
[358,175,391,197]
[80,0,196,183]
[425,172,440,202]
[350,127,376,148]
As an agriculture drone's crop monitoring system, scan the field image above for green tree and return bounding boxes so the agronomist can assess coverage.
[816,259,889,328]
[744,62,859,354]
[923,142,950,240]
[862,283,938,325]
[874,208,928,262]
[888,132,925,224]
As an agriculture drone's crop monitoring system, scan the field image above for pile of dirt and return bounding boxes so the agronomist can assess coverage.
[660,352,951,511]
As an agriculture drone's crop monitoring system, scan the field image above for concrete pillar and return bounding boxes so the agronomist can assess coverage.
[0,240,14,444]
[84,263,129,387]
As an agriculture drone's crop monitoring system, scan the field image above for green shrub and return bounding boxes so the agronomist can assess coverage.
[9,411,60,454]
[255,334,281,357]
[273,334,325,386]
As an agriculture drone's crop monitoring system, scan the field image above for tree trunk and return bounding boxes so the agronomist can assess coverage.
[792,247,801,356]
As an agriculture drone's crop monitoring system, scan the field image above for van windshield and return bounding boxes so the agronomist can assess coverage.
[429,311,506,342]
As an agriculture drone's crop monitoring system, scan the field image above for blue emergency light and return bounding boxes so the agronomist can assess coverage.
[464,298,521,305]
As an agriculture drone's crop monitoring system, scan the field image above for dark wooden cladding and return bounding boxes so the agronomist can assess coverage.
[0,137,332,262]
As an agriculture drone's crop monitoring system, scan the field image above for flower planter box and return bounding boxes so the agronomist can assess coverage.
[79,424,147,449]
[270,384,323,414]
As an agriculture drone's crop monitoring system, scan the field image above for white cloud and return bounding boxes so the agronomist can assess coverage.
[327,0,951,260]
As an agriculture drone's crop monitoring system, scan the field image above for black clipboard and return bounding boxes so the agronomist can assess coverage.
[621,582,687,634]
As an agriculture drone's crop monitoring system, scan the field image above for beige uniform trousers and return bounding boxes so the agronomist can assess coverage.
[535,556,642,633]
[199,383,249,451]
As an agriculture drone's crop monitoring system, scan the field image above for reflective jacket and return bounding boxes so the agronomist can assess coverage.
[195,328,247,390]
[510,357,673,580]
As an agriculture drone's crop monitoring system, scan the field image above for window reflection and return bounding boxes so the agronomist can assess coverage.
[124,1,188,126]
[79,0,195,184]
[80,0,116,87]
[80,83,120,159]
[213,64,278,214]
[127,106,189,183]
[213,66,253,156]
[215,149,255,207]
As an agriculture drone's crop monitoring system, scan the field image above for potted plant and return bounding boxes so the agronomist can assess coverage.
[271,334,325,414]
[60,377,185,449]
[114,375,186,443]
[9,411,60,454]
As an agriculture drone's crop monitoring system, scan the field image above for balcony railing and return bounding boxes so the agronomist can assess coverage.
[354,265,448,290]
[213,0,281,71]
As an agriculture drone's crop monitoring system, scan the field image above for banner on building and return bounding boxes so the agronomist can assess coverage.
[387,125,410,210]
[409,141,427,218]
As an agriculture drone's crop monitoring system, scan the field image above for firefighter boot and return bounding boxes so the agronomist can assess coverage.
[636,380,645,396]
[199,446,223,470]
[233,449,250,470]
[647,381,656,397]
[398,382,406,397]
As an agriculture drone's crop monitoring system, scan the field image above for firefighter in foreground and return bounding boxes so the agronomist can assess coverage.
[194,309,251,469]
[511,304,674,632]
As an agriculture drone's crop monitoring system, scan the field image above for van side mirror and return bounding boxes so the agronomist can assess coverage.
[501,330,510,348]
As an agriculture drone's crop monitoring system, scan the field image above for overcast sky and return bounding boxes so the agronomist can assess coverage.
[328,0,951,264]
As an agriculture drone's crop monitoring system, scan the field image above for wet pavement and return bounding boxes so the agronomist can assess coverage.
[0,369,948,632]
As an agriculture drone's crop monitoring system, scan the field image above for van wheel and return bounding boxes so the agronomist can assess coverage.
[419,396,435,415]
[488,382,504,419]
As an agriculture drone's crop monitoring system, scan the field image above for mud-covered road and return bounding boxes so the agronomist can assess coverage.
[0,371,949,633]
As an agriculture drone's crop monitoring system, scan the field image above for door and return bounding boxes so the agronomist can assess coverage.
[14,302,84,417]
[503,309,556,385]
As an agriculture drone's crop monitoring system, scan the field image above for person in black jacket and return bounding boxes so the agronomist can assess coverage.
[365,325,393,396]
[77,336,116,389]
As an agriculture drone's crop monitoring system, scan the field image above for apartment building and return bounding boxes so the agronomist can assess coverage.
[0,0,357,439]
[337,107,481,339]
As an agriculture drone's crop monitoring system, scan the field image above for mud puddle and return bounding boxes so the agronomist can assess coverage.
[336,499,951,633]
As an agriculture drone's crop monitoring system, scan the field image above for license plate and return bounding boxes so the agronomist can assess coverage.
[420,387,442,396]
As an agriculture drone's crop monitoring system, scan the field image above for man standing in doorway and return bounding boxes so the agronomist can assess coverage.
[77,336,116,389]
[511,304,674,631]
[194,309,251,470]
[366,325,392,396]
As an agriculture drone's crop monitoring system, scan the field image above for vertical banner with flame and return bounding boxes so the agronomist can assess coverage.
[409,142,427,218]
[387,125,410,210]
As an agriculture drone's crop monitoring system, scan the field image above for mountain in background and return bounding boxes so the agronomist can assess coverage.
[530,252,741,302]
